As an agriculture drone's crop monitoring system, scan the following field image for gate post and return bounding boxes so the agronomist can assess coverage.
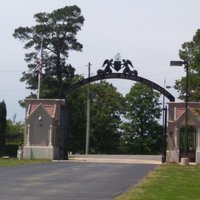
[162,105,167,163]
[23,99,68,160]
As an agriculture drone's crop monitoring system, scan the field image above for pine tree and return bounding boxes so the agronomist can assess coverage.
[0,100,7,155]
[13,5,84,99]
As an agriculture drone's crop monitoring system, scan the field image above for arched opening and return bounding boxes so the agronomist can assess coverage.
[66,72,174,160]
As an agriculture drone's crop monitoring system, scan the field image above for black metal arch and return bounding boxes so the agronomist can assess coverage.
[66,73,175,102]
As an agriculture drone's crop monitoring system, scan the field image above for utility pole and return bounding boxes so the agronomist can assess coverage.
[85,62,91,154]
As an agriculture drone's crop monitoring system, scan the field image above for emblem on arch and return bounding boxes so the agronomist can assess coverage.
[97,58,138,76]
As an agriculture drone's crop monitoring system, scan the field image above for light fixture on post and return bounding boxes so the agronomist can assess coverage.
[38,115,42,126]
[170,60,189,164]
[162,79,172,163]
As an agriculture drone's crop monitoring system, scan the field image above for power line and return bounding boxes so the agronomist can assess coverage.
[0,70,23,73]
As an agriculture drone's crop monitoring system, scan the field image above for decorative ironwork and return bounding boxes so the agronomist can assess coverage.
[67,73,175,102]
[97,59,138,76]
[65,58,175,102]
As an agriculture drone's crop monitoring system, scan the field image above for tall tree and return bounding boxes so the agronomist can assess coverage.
[13,5,84,99]
[175,29,200,101]
[121,83,162,154]
[0,101,7,155]
[89,81,124,154]
[65,80,125,154]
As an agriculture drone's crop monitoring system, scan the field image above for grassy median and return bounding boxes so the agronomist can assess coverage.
[0,158,50,167]
[116,164,200,200]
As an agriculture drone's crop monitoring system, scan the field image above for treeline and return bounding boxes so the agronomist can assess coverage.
[0,81,164,157]
[67,81,163,155]
[0,101,23,156]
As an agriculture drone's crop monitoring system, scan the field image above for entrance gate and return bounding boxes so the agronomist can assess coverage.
[23,58,177,160]
[67,59,174,162]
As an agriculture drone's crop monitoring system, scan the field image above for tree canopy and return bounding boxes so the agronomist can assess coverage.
[67,81,124,154]
[13,5,85,99]
[175,29,200,101]
[67,84,88,154]
[89,81,124,154]
[121,83,162,154]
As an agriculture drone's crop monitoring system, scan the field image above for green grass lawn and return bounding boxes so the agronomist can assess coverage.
[116,164,200,200]
[0,158,50,167]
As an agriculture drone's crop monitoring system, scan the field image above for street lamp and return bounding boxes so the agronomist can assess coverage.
[162,79,172,127]
[170,60,189,159]
[162,79,172,163]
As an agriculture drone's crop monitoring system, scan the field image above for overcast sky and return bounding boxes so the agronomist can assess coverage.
[0,0,200,121]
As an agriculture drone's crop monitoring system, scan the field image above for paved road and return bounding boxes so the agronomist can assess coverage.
[0,162,157,200]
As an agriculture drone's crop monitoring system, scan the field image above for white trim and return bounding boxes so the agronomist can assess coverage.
[27,124,30,146]
[49,124,53,147]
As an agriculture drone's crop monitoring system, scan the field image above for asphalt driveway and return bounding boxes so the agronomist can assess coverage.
[0,161,157,200]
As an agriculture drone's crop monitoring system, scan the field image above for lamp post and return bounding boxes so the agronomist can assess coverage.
[170,60,189,159]
[162,78,171,163]
[162,79,172,128]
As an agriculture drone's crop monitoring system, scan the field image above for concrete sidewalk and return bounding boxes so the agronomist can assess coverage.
[66,154,162,164]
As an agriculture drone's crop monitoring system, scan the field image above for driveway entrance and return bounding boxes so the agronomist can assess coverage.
[0,161,157,200]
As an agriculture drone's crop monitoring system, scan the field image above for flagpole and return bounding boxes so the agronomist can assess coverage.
[37,41,43,99]
[37,71,41,99]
